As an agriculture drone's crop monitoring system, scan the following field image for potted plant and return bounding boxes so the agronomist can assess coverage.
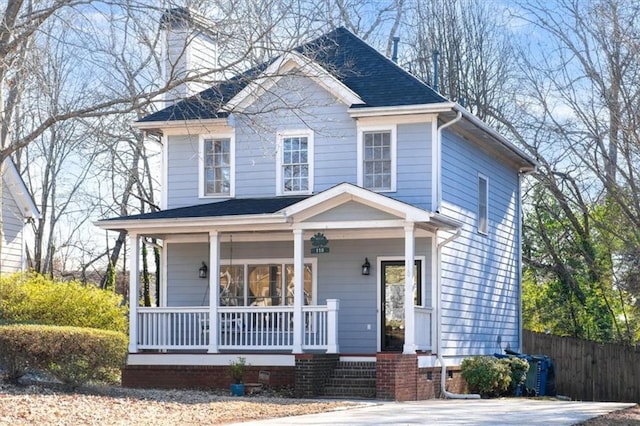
[229,357,246,396]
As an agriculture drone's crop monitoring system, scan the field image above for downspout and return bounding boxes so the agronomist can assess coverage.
[434,109,480,399]
[435,110,462,212]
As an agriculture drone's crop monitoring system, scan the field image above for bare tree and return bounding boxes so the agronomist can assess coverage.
[496,0,640,342]
[404,0,516,123]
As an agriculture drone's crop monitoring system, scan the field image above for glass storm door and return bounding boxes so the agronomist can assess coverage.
[381,260,421,351]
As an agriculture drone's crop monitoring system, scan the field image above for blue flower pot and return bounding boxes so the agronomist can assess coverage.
[230,383,245,396]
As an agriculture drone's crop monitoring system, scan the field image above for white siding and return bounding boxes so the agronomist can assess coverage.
[163,27,218,104]
[1,180,25,273]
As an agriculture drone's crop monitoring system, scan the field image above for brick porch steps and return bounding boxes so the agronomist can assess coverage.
[322,361,376,399]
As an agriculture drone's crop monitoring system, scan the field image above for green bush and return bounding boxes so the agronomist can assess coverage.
[0,324,33,382]
[0,324,127,387]
[502,356,530,394]
[460,356,513,397]
[0,272,126,333]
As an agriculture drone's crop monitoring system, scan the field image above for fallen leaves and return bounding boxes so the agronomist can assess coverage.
[0,383,356,425]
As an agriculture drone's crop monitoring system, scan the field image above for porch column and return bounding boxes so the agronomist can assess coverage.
[403,222,416,355]
[292,229,304,353]
[208,231,220,353]
[128,233,140,353]
[327,299,340,353]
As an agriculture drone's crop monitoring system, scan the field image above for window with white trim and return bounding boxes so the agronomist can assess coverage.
[219,262,314,306]
[277,131,313,195]
[358,125,396,192]
[478,174,488,234]
[200,135,234,197]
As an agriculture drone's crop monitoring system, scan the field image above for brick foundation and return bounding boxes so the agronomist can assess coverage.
[121,355,467,400]
[294,353,339,398]
[122,364,295,390]
[375,354,468,401]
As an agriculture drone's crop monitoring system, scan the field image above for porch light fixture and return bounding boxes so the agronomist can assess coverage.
[199,262,208,279]
[361,258,371,275]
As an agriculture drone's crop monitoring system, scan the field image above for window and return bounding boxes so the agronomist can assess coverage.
[277,131,313,195]
[478,174,488,234]
[218,261,314,306]
[200,135,234,197]
[358,125,396,192]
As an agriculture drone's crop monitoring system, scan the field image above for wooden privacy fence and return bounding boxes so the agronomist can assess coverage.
[523,330,640,402]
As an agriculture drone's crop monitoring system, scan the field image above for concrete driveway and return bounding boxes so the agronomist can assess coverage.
[230,398,634,426]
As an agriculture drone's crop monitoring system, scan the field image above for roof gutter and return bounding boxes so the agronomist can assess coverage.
[94,213,289,232]
[131,117,230,132]
[451,104,536,171]
[348,102,456,118]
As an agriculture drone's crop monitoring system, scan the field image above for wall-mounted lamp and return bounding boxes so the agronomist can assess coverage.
[361,258,371,275]
[199,261,208,279]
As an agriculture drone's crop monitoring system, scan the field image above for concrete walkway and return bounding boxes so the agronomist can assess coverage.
[230,398,635,426]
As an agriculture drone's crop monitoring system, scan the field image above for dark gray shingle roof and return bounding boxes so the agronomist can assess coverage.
[103,196,309,221]
[139,27,446,123]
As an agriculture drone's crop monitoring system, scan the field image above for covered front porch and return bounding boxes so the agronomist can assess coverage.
[98,184,462,399]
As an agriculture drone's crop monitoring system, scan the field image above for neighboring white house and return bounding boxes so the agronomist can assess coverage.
[97,22,536,400]
[1,159,39,274]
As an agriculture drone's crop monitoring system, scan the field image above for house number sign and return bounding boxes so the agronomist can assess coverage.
[310,232,330,254]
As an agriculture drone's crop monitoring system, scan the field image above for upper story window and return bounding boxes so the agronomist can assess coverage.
[277,130,314,195]
[478,174,488,235]
[357,125,397,192]
[200,134,234,198]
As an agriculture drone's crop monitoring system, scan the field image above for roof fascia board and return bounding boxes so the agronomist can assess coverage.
[225,51,363,112]
[348,103,456,118]
[452,105,537,171]
[163,227,436,243]
[94,213,288,232]
[293,219,408,230]
[355,114,438,126]
[132,118,230,132]
[3,159,39,219]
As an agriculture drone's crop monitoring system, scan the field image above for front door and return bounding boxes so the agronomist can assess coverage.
[381,260,422,351]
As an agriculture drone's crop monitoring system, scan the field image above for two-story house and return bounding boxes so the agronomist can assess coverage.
[97,22,535,400]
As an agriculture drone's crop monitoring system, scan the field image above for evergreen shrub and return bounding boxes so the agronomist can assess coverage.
[0,324,127,387]
[460,356,523,397]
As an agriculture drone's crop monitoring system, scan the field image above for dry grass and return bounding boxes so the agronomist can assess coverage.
[0,382,358,425]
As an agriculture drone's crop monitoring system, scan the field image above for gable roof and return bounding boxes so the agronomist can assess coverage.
[4,159,40,219]
[138,27,447,124]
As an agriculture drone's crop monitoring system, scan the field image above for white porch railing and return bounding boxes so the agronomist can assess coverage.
[414,306,433,351]
[136,307,210,350]
[135,300,339,352]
